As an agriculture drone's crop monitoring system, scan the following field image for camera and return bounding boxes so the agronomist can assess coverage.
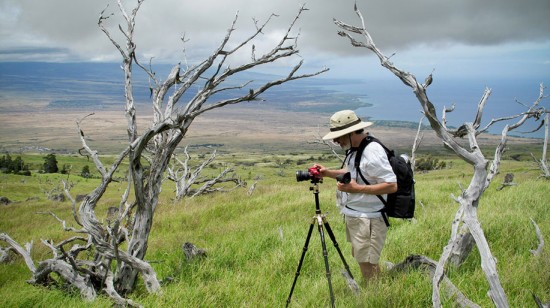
[335,172,351,184]
[296,167,322,183]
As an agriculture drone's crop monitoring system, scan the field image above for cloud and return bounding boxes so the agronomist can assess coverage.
[0,0,548,85]
[1,0,548,62]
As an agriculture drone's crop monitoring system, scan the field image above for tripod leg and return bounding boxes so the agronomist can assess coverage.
[317,219,336,308]
[323,219,355,281]
[286,221,315,307]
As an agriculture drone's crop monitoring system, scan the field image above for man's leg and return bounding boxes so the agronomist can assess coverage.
[352,248,380,284]
[347,216,387,285]
[359,262,380,283]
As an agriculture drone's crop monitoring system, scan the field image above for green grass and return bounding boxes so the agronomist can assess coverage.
[0,154,549,307]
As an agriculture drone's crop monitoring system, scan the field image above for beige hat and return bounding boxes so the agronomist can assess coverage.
[322,110,373,140]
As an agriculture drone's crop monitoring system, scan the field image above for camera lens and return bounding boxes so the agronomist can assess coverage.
[295,170,311,182]
[336,172,351,184]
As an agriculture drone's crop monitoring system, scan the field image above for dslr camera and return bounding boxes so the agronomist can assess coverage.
[296,167,322,183]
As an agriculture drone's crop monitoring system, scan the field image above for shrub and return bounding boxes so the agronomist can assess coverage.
[416,155,447,171]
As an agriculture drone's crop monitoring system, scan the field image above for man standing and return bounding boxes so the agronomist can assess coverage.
[314,110,397,285]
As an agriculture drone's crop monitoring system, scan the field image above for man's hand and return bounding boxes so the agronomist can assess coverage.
[313,163,348,180]
[337,179,363,193]
[312,163,327,177]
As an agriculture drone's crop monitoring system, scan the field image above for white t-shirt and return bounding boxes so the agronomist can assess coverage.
[337,141,396,218]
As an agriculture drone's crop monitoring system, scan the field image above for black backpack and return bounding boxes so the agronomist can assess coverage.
[350,136,415,226]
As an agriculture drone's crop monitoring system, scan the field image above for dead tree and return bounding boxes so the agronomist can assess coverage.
[1,0,326,305]
[335,4,546,307]
[310,127,345,162]
[96,0,326,298]
[167,147,245,199]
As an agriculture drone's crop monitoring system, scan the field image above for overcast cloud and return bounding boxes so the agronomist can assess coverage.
[0,0,549,80]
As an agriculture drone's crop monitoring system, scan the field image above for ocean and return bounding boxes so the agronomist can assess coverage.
[331,76,548,138]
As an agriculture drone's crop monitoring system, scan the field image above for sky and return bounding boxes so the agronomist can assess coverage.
[1,0,548,79]
[0,0,549,130]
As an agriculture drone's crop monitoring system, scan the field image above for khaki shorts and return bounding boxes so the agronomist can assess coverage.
[345,216,388,264]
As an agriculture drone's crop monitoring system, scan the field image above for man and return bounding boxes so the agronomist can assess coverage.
[313,110,397,285]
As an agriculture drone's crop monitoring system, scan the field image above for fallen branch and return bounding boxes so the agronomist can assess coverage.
[30,258,96,301]
[247,181,258,196]
[390,255,480,308]
[0,233,36,273]
[103,270,143,308]
[0,246,14,263]
[529,218,545,257]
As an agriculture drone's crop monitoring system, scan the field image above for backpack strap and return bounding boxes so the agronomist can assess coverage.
[354,136,390,227]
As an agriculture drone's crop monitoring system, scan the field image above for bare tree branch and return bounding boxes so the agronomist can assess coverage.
[310,126,344,162]
[30,259,96,301]
[167,148,244,199]
[531,112,550,179]
[411,116,425,170]
[0,233,35,273]
[36,211,87,234]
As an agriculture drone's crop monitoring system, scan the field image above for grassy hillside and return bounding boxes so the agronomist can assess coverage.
[0,153,549,307]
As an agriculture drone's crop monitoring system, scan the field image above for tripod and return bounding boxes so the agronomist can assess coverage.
[286,181,356,308]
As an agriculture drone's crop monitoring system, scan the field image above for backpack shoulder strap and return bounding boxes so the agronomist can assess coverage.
[354,136,387,206]
[354,136,374,169]
[363,136,393,158]
[354,135,391,227]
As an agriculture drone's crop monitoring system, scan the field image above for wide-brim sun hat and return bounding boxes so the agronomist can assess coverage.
[322,110,373,140]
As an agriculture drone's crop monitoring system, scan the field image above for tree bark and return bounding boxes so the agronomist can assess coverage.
[449,225,475,267]
[30,259,96,301]
[0,233,35,273]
